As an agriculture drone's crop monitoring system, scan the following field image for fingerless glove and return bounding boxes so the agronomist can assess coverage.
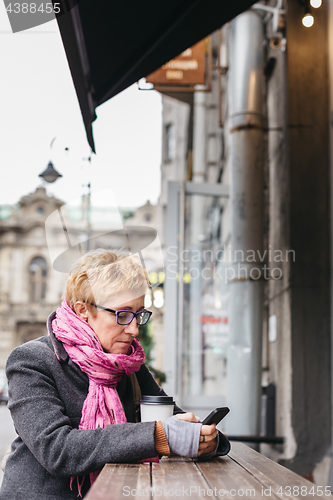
[161,415,201,458]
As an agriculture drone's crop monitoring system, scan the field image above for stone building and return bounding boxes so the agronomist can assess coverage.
[0,187,163,372]
[0,187,65,368]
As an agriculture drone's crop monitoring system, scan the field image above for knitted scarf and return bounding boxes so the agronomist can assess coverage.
[51,300,145,496]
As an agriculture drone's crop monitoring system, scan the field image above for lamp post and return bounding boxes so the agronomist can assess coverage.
[39,137,68,183]
[81,156,92,251]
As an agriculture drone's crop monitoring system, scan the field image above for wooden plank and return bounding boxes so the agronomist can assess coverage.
[85,445,330,500]
[196,455,280,500]
[160,455,192,462]
[85,463,151,500]
[229,442,327,500]
[152,458,210,499]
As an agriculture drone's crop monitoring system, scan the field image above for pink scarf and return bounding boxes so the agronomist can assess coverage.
[51,301,145,495]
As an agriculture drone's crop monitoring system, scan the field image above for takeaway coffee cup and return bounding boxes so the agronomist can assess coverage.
[140,395,175,422]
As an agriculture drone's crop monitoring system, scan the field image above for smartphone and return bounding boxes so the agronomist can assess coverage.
[202,407,230,425]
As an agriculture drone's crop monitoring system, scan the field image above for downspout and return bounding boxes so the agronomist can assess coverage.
[189,85,206,396]
[226,10,265,436]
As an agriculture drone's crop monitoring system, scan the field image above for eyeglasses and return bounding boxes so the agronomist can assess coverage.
[91,304,152,326]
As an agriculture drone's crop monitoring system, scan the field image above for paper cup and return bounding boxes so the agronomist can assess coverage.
[140,395,175,422]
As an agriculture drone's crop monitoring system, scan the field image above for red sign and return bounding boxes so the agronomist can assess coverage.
[201,316,229,325]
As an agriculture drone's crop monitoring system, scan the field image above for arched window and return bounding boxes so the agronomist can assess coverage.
[29,256,47,303]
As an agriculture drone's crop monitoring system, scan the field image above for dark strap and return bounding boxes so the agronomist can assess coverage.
[129,373,142,422]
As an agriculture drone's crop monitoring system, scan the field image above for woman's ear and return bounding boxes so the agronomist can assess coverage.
[74,301,89,321]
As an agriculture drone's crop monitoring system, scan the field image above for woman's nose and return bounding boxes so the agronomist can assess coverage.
[125,317,140,336]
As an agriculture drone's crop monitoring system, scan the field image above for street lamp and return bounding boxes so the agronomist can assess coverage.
[38,161,63,183]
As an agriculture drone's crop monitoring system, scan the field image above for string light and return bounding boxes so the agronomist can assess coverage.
[310,0,322,7]
[302,13,314,27]
[153,289,164,309]
[145,293,152,308]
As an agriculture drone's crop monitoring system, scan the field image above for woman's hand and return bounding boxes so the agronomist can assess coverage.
[175,413,218,456]
[176,412,200,423]
[197,424,218,457]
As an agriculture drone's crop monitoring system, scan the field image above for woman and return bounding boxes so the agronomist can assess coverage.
[0,250,230,500]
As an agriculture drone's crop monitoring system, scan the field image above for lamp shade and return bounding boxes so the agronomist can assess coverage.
[39,162,63,183]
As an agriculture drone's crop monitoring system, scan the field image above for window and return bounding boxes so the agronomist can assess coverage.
[29,256,47,303]
[36,206,44,215]
[165,123,176,161]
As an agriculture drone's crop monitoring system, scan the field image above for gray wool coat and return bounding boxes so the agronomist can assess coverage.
[0,312,230,500]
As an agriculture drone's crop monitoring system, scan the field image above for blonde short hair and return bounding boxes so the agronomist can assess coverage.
[64,249,150,313]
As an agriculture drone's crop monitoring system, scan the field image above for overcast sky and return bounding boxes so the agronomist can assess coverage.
[0,4,163,209]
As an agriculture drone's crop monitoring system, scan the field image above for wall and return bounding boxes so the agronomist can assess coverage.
[274,0,331,476]
[159,4,332,475]
[264,3,297,463]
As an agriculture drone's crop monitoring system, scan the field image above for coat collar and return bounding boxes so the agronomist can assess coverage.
[47,311,69,363]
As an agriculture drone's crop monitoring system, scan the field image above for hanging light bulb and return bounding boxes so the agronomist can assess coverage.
[302,13,314,27]
[145,293,152,308]
[310,0,322,7]
[153,289,164,309]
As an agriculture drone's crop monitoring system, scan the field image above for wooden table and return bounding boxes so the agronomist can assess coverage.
[85,442,329,500]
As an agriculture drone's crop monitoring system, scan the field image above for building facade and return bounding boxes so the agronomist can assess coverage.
[158,0,333,484]
[0,187,65,368]
[0,187,164,374]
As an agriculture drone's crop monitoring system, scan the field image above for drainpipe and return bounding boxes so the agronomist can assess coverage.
[192,86,207,184]
[226,10,265,437]
[189,85,206,397]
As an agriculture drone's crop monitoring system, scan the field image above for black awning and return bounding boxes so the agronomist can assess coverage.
[55,0,257,152]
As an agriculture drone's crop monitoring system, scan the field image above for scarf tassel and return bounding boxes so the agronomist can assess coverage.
[70,475,86,498]
[70,470,101,498]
